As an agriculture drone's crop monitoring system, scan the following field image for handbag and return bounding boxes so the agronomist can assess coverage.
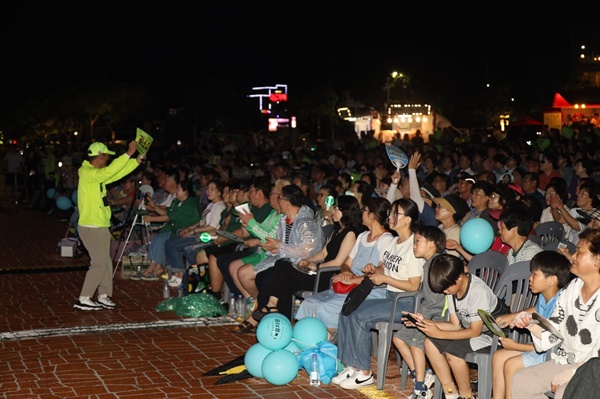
[335,234,380,296]
[332,274,358,294]
[341,275,375,316]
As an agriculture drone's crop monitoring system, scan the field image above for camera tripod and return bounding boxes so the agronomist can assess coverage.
[112,198,153,277]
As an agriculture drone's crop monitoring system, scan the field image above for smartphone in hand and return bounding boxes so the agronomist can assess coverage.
[404,313,419,324]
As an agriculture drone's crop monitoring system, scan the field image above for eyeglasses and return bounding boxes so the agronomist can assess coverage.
[387,211,405,219]
[490,194,500,199]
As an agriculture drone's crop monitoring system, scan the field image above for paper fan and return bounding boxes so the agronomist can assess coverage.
[477,309,506,338]
[385,144,409,170]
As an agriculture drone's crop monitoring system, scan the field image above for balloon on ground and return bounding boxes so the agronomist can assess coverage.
[292,317,328,350]
[244,343,272,378]
[256,313,293,350]
[261,349,299,385]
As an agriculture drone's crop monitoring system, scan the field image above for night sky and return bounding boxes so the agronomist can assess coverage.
[2,2,598,126]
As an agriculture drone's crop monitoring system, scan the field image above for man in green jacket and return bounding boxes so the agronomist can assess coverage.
[74,141,143,311]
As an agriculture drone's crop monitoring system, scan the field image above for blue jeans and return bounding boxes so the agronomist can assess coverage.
[164,236,197,273]
[147,230,172,265]
[337,290,414,371]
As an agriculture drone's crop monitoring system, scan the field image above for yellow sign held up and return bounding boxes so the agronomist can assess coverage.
[135,128,153,156]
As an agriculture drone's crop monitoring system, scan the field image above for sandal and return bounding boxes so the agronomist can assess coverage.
[232,320,256,334]
[252,306,279,322]
[140,272,159,281]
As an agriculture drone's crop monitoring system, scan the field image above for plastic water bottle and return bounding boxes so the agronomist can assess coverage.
[162,279,170,299]
[236,295,245,322]
[228,293,237,319]
[309,353,320,386]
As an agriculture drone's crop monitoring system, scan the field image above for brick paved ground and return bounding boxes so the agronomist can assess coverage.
[0,201,415,399]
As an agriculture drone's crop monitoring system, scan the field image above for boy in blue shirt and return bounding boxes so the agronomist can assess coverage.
[491,250,573,399]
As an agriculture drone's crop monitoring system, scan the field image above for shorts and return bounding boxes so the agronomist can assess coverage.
[241,251,265,266]
[521,350,547,367]
[427,334,492,358]
[394,327,426,350]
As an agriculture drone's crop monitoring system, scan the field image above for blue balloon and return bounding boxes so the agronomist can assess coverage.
[256,313,293,350]
[71,190,78,205]
[292,317,328,350]
[244,343,273,378]
[460,218,494,255]
[283,340,301,356]
[261,349,299,385]
[56,196,73,211]
[46,188,57,199]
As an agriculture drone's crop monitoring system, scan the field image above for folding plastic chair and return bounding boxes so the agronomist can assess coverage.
[467,250,508,291]
[370,289,424,390]
[534,221,565,247]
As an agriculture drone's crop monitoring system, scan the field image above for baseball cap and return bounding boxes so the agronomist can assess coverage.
[432,193,470,220]
[456,172,476,184]
[577,208,600,222]
[87,142,115,156]
[420,183,441,200]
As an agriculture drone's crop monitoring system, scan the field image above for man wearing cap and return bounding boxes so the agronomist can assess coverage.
[74,141,144,311]
[455,172,475,206]
[432,193,470,259]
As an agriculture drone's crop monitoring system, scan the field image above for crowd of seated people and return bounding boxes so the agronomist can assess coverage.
[84,128,600,397]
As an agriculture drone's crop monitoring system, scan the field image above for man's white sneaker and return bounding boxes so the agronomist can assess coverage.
[408,389,434,399]
[339,371,374,389]
[73,297,102,311]
[331,366,356,385]
[96,295,116,309]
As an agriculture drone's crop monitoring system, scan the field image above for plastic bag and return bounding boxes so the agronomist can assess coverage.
[155,293,227,318]
[298,341,338,384]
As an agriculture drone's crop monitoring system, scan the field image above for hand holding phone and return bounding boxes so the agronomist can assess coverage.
[404,313,419,324]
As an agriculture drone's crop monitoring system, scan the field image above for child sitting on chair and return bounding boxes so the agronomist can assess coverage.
[393,225,447,399]
[491,250,573,399]
[406,253,500,399]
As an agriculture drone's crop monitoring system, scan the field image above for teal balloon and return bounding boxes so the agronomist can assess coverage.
[46,188,57,199]
[283,340,301,357]
[292,317,328,350]
[71,190,78,205]
[460,218,494,255]
[256,313,293,350]
[56,196,73,211]
[261,349,299,385]
[244,343,273,378]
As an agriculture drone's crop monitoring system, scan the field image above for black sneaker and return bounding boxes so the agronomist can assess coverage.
[73,297,102,311]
